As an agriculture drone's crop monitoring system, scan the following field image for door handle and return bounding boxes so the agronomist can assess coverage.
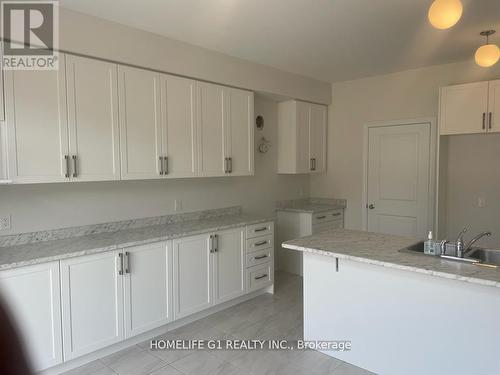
[64,155,70,178]
[124,251,130,274]
[118,253,124,275]
[482,112,486,130]
[368,204,375,210]
[159,156,163,175]
[72,155,77,178]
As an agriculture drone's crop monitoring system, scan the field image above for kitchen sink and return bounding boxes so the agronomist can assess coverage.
[468,249,500,266]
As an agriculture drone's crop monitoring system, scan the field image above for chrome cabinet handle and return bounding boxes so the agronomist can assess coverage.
[489,112,493,130]
[254,255,268,260]
[229,157,232,173]
[124,251,130,274]
[310,158,314,171]
[159,156,163,175]
[72,155,77,177]
[214,234,218,252]
[254,240,268,246]
[313,158,316,171]
[163,156,168,175]
[209,235,214,253]
[64,155,70,178]
[224,158,228,173]
[255,274,268,280]
[118,253,124,275]
[482,112,486,130]
[254,227,267,232]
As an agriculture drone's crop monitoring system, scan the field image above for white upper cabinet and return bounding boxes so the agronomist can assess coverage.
[172,234,212,319]
[224,87,254,176]
[161,75,197,178]
[118,66,162,180]
[439,80,500,135]
[60,251,124,360]
[277,99,328,174]
[213,227,246,304]
[0,262,63,372]
[309,103,327,173]
[66,55,120,181]
[5,54,69,183]
[488,79,500,133]
[123,242,172,338]
[196,82,225,177]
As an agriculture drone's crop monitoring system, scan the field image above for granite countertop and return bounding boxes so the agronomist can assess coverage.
[0,213,273,271]
[276,198,346,214]
[282,228,500,289]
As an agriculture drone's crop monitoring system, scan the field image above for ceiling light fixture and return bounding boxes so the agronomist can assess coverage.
[475,30,500,68]
[428,0,463,30]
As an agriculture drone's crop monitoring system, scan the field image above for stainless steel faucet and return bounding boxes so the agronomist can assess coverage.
[463,231,492,256]
[441,228,492,258]
[455,227,467,258]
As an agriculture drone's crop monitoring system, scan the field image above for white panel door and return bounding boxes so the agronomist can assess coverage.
[123,242,172,338]
[197,82,225,177]
[439,82,489,135]
[225,88,254,176]
[4,54,69,183]
[487,79,500,133]
[118,66,162,180]
[296,101,310,173]
[309,103,327,173]
[161,75,197,178]
[213,227,246,304]
[367,123,431,238]
[66,55,120,181]
[172,234,212,319]
[61,251,124,360]
[0,262,62,372]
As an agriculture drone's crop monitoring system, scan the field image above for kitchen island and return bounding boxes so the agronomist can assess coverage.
[282,229,500,375]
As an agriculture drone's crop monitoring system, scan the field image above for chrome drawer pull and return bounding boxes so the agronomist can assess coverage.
[254,255,268,260]
[316,215,326,219]
[332,213,341,217]
[254,240,268,246]
[255,274,268,280]
[254,227,267,232]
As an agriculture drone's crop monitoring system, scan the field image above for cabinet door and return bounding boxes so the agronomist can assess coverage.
[225,88,254,176]
[296,101,311,173]
[439,82,489,135]
[61,251,124,360]
[172,234,212,319]
[118,66,162,180]
[161,75,197,178]
[0,262,62,372]
[123,242,171,338]
[214,227,246,304]
[309,103,327,173]
[66,55,120,181]
[488,79,500,133]
[197,82,225,177]
[5,55,69,183]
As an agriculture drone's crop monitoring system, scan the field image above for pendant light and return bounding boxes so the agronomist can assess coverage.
[428,0,463,30]
[475,30,500,68]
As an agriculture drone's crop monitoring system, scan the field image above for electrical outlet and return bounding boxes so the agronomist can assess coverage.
[478,197,486,208]
[174,199,182,212]
[0,215,11,231]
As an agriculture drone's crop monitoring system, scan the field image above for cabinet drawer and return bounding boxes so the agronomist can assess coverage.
[247,262,273,292]
[246,235,273,253]
[246,248,273,268]
[246,221,274,239]
[312,210,343,225]
[312,219,343,235]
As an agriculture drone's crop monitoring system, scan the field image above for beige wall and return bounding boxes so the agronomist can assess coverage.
[311,59,500,238]
[0,96,309,234]
[57,8,331,104]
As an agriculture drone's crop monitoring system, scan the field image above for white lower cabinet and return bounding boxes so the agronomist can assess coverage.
[213,227,246,304]
[173,234,213,319]
[123,242,172,338]
[0,262,63,372]
[61,251,124,360]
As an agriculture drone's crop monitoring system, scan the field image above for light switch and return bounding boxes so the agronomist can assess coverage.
[478,197,486,208]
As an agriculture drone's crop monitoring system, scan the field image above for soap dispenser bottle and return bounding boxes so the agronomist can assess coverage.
[424,231,435,255]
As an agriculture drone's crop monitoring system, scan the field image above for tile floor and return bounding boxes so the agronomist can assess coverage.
[64,272,374,375]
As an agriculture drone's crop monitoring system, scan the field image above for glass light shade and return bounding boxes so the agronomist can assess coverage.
[428,0,463,30]
[475,44,500,67]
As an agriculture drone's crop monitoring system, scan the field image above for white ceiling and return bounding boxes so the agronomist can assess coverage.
[59,0,500,83]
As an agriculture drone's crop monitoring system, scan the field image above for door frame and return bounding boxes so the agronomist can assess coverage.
[361,117,437,235]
